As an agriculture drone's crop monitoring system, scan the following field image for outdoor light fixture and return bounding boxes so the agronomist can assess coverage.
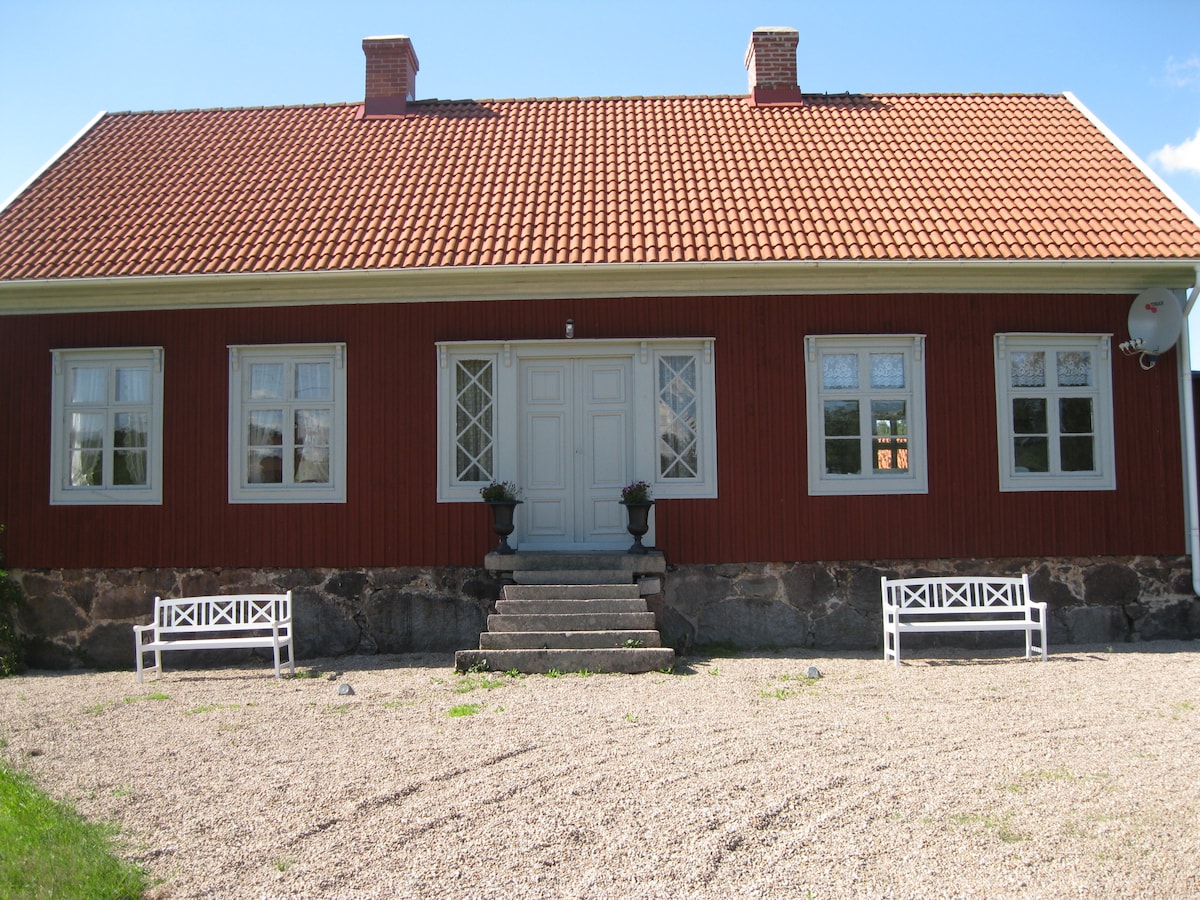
[566,319,575,339]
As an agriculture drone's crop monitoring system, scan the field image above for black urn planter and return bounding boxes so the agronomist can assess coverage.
[486,500,522,553]
[620,500,654,554]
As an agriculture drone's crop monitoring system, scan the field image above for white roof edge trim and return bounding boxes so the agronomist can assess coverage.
[1065,91,1200,233]
[4,258,1200,316]
[0,110,107,215]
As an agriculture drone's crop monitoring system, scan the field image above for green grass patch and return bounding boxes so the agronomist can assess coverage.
[183,703,243,716]
[452,675,506,693]
[952,811,1025,843]
[759,673,821,699]
[0,763,147,899]
[124,693,170,703]
[447,703,480,718]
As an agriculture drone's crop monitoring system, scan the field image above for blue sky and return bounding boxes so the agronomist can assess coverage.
[5,0,1200,359]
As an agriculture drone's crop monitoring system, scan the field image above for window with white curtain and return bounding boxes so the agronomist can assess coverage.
[50,347,164,505]
[993,333,1114,491]
[804,334,928,496]
[228,343,347,503]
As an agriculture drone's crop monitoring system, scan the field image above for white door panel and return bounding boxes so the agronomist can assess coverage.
[520,356,634,548]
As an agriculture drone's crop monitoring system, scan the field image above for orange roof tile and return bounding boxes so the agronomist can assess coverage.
[2,92,1200,282]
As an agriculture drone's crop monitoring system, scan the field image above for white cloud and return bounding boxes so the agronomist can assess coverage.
[1163,56,1200,90]
[1151,126,1200,174]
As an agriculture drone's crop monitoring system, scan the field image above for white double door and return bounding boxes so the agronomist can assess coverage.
[519,356,637,549]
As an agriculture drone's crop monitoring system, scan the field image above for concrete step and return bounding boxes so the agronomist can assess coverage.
[513,569,632,585]
[454,647,676,675]
[503,583,642,601]
[487,612,656,632]
[480,630,662,650]
[496,598,647,615]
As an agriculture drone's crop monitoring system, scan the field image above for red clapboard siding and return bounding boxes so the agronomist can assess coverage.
[0,292,1185,569]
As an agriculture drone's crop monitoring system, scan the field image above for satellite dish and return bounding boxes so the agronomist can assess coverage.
[1119,287,1183,368]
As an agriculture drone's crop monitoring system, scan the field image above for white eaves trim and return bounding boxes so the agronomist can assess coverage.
[1065,91,1200,230]
[3,258,1200,316]
[0,111,106,215]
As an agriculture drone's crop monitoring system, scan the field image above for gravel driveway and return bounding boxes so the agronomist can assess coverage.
[2,643,1198,899]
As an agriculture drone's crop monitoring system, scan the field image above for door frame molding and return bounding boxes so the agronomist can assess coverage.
[436,338,718,537]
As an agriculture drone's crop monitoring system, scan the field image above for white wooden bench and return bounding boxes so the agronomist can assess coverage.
[133,592,294,682]
[881,575,1047,665]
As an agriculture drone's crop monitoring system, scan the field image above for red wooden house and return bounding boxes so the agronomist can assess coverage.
[2,28,1199,666]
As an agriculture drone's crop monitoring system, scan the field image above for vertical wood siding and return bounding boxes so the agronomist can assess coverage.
[0,292,1185,569]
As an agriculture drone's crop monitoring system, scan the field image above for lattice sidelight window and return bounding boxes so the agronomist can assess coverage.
[455,359,494,483]
[657,354,700,480]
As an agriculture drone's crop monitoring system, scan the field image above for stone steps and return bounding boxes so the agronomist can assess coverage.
[512,570,633,585]
[480,630,662,650]
[495,597,646,615]
[503,583,642,600]
[488,611,657,632]
[456,554,675,674]
[454,646,675,675]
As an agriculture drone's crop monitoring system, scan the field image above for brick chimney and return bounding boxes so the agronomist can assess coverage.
[745,27,801,105]
[362,35,419,117]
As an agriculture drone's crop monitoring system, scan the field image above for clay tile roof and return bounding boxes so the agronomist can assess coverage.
[2,92,1200,281]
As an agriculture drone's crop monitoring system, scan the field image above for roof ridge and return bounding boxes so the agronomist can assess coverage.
[100,91,1071,119]
[104,100,363,117]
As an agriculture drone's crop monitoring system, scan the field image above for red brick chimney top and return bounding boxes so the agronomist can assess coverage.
[745,27,801,105]
[363,35,419,117]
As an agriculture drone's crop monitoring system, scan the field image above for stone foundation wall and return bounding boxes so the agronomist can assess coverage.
[663,556,1200,653]
[8,555,1199,670]
[10,566,500,671]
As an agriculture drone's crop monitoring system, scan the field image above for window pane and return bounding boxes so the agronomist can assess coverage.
[69,412,105,449]
[873,437,908,472]
[1061,436,1095,472]
[294,410,332,484]
[1010,351,1045,388]
[115,367,149,403]
[825,439,861,475]
[249,364,285,400]
[1059,398,1093,434]
[870,353,905,389]
[455,360,494,483]
[822,354,858,389]
[69,450,102,486]
[248,449,283,483]
[294,446,330,483]
[1012,398,1046,435]
[114,450,148,485]
[1014,436,1049,472]
[659,355,700,479]
[295,363,331,400]
[872,400,908,473]
[70,367,106,404]
[114,412,148,448]
[247,410,284,446]
[824,400,859,436]
[1056,351,1092,387]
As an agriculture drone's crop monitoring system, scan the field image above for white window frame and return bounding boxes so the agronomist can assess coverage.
[993,333,1115,492]
[804,334,928,496]
[436,339,717,502]
[228,343,347,504]
[50,347,165,505]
